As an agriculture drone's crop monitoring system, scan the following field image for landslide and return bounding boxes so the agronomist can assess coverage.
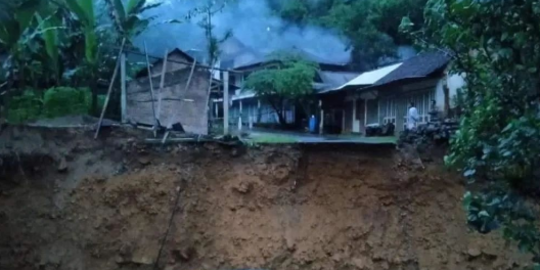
[0,126,531,270]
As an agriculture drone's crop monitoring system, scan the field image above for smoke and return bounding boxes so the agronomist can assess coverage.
[135,0,351,65]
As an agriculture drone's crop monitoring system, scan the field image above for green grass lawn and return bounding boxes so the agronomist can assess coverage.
[248,133,299,144]
[329,134,398,144]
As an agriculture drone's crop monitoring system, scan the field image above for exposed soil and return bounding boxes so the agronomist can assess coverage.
[0,126,531,270]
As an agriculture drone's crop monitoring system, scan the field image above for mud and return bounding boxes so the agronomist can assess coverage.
[0,126,531,270]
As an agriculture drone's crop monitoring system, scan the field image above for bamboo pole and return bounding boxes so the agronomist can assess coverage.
[94,38,126,139]
[143,42,159,137]
[185,60,197,92]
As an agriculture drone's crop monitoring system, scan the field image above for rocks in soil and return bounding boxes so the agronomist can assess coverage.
[466,247,482,258]
[138,156,151,166]
[172,247,196,262]
[233,180,253,194]
[57,157,68,172]
[285,235,296,252]
[351,257,374,270]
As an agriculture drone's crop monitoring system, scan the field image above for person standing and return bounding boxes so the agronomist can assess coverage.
[407,102,419,130]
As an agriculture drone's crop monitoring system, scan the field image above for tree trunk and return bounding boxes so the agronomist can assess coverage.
[443,74,450,118]
[268,98,287,126]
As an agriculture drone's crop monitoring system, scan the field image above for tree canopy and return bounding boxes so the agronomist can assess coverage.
[245,54,318,125]
[272,0,427,70]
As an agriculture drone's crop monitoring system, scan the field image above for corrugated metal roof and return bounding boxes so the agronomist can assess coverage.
[320,63,402,94]
[341,63,402,88]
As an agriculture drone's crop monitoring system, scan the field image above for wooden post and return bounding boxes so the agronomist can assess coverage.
[377,98,381,124]
[205,62,216,135]
[342,109,345,133]
[223,71,230,135]
[257,99,261,123]
[143,42,158,136]
[352,96,357,132]
[120,52,127,123]
[185,60,197,93]
[94,39,126,139]
[319,99,324,135]
[157,50,169,125]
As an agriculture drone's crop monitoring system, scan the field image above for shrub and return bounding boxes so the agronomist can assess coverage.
[7,90,42,124]
[43,87,91,118]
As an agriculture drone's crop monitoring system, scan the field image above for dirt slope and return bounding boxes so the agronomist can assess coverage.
[0,127,531,270]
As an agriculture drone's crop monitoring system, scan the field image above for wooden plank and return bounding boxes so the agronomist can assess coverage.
[223,71,229,135]
[143,42,159,137]
[94,38,126,139]
[120,52,127,123]
[157,50,169,125]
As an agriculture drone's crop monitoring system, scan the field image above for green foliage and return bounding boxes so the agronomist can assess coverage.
[406,0,540,264]
[245,54,317,125]
[66,0,97,65]
[278,0,308,24]
[104,0,161,41]
[0,0,157,117]
[6,89,42,123]
[43,87,91,118]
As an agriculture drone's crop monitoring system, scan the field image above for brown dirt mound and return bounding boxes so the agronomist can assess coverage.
[0,127,532,270]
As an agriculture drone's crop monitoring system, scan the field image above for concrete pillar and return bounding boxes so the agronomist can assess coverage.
[120,53,127,123]
[239,100,243,125]
[257,99,261,123]
[319,99,324,135]
[364,98,368,129]
[238,116,242,131]
[223,71,229,135]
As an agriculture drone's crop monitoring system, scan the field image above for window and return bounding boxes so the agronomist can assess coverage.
[381,98,397,125]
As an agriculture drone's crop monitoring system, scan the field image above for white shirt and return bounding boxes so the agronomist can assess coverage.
[408,107,419,130]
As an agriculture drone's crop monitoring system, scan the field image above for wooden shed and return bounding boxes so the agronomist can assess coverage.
[126,49,212,135]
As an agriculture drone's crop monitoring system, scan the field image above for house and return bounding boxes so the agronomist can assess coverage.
[319,51,465,135]
[126,48,231,135]
[222,47,359,127]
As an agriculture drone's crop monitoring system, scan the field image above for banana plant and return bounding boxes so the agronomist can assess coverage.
[0,0,42,87]
[105,0,162,41]
[36,11,61,82]
[65,0,97,65]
